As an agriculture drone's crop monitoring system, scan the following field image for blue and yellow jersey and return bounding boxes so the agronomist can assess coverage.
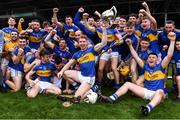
[2,27,18,41]
[52,44,72,64]
[96,27,119,52]
[64,24,79,39]
[118,33,139,60]
[172,50,180,75]
[64,24,79,54]
[143,63,166,91]
[27,30,47,49]
[24,52,36,64]
[8,46,31,72]
[137,49,151,75]
[158,31,180,51]
[4,40,19,60]
[72,46,98,77]
[135,25,160,54]
[33,62,56,83]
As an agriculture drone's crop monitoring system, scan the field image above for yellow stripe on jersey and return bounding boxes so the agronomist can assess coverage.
[5,41,19,60]
[3,33,11,41]
[135,30,141,37]
[144,70,166,81]
[36,70,52,77]
[69,30,75,38]
[77,53,95,64]
[97,31,116,42]
[147,33,158,42]
[28,36,42,43]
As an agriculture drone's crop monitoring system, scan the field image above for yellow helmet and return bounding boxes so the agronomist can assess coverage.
[118,65,130,76]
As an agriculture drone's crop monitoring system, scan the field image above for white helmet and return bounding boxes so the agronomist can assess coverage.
[84,90,98,104]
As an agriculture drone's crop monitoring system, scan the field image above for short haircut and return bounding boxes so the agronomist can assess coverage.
[65,15,72,19]
[129,13,137,18]
[40,48,51,57]
[8,17,16,21]
[165,20,175,25]
[19,35,27,40]
[32,19,40,23]
[53,54,62,64]
[126,21,135,27]
[148,52,158,57]
[42,21,50,27]
[140,37,150,42]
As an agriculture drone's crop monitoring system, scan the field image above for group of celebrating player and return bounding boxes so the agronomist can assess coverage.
[0,1,180,116]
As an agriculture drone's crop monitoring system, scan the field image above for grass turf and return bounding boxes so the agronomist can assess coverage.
[0,79,180,119]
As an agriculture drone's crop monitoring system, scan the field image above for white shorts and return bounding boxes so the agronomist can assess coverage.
[77,71,95,87]
[38,81,53,92]
[51,76,62,88]
[143,88,156,100]
[1,58,9,67]
[100,52,119,61]
[9,67,23,78]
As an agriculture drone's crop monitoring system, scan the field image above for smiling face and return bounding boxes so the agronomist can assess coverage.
[141,19,150,30]
[147,54,158,67]
[140,40,150,51]
[11,31,18,41]
[78,37,88,51]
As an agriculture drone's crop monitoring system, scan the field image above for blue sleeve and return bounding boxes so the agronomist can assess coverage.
[74,11,96,37]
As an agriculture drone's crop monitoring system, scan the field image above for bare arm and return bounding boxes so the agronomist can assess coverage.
[52,8,63,28]
[44,30,56,49]
[142,2,151,15]
[12,48,23,64]
[94,27,107,52]
[161,32,176,68]
[140,9,157,31]
[126,38,144,68]
[57,59,76,78]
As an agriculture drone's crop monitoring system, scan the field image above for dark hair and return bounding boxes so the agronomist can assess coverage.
[165,20,175,25]
[140,37,150,42]
[53,54,62,64]
[148,52,158,57]
[129,13,137,18]
[126,21,135,27]
[8,17,16,21]
[19,35,27,40]
[32,19,40,23]
[65,15,72,19]
[42,21,50,28]
[40,48,51,57]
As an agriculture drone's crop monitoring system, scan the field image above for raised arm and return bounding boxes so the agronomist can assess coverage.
[52,8,63,28]
[94,26,107,52]
[126,38,144,68]
[140,9,157,31]
[44,30,56,49]
[142,2,151,15]
[161,32,176,68]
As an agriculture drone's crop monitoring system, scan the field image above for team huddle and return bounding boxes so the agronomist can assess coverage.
[0,1,180,116]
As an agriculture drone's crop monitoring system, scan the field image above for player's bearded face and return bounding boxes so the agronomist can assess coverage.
[165,24,174,33]
[147,55,157,67]
[78,38,88,50]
